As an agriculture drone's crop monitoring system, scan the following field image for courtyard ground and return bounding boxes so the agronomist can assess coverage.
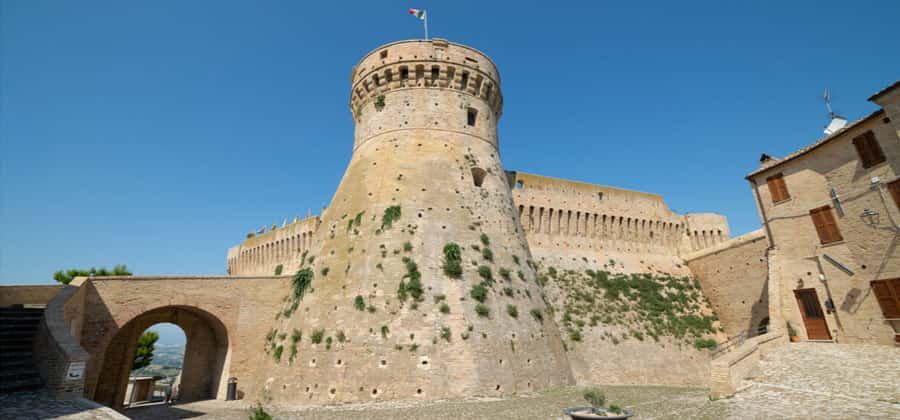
[3,342,897,419]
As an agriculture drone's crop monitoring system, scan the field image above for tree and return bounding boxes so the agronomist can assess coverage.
[132,331,159,371]
[53,264,132,285]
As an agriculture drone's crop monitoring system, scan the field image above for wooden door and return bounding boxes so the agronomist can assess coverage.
[794,288,831,340]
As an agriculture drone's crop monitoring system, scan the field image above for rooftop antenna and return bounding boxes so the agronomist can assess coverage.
[823,88,848,135]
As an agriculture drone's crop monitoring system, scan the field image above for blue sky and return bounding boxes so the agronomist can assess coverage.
[2,1,898,286]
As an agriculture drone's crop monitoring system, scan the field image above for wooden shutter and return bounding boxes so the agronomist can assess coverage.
[810,205,842,244]
[766,173,790,203]
[888,179,900,211]
[852,131,886,168]
[870,279,900,319]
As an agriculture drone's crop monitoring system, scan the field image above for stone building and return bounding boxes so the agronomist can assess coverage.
[745,81,900,345]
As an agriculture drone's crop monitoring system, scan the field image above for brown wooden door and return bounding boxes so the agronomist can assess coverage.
[794,288,831,340]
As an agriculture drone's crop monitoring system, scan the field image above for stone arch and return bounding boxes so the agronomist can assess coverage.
[91,305,229,410]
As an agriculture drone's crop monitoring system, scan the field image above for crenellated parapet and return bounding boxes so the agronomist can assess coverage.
[348,39,503,122]
[227,216,321,275]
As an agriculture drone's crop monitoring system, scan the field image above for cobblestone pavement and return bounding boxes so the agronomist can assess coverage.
[0,391,126,419]
[6,343,899,419]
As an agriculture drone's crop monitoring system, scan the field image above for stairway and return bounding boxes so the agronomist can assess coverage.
[0,307,44,393]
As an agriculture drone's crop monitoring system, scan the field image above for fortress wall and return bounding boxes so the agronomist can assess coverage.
[684,213,731,252]
[685,229,770,337]
[510,172,727,275]
[227,216,321,276]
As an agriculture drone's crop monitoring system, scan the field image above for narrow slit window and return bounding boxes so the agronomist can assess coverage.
[460,72,469,91]
[467,108,478,126]
[597,192,604,201]
[516,180,524,189]
[400,67,409,80]
[471,167,487,187]
[431,66,440,83]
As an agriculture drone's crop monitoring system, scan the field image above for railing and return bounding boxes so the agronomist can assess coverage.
[711,330,748,358]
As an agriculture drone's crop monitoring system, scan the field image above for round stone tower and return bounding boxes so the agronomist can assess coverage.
[256,39,572,403]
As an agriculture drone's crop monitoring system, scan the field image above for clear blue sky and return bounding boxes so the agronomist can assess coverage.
[2,1,898,285]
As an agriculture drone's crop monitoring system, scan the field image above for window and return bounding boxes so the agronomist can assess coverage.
[870,279,900,319]
[467,108,478,126]
[888,178,900,210]
[400,67,409,81]
[379,50,388,59]
[515,180,524,189]
[471,167,486,187]
[852,131,886,168]
[460,72,469,90]
[766,173,790,203]
[597,192,604,201]
[431,66,439,82]
[809,205,843,244]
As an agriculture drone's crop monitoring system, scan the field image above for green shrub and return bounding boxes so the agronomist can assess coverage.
[569,329,582,342]
[478,266,493,282]
[374,94,385,109]
[517,270,525,281]
[325,336,333,350]
[480,233,490,246]
[292,268,314,300]
[440,326,451,342]
[499,267,510,281]
[694,338,717,350]
[409,343,419,352]
[439,303,450,314]
[512,255,520,265]
[381,325,390,338]
[503,287,514,297]
[354,295,366,311]
[530,308,543,322]
[608,404,622,414]
[273,345,283,362]
[320,267,330,276]
[470,283,488,302]
[583,387,605,408]
[442,243,463,278]
[336,330,346,343]
[481,247,493,261]
[506,304,518,318]
[381,205,401,230]
[403,241,413,252]
[433,294,446,302]
[475,303,490,317]
[274,264,283,276]
[248,403,272,420]
[311,329,324,344]
[291,329,302,343]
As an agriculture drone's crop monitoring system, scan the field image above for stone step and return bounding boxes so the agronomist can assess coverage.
[0,330,36,340]
[0,308,44,316]
[0,321,41,333]
[1,357,35,369]
[0,366,40,382]
[0,351,33,362]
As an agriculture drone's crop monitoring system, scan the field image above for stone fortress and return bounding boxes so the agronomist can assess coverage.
[4,38,897,412]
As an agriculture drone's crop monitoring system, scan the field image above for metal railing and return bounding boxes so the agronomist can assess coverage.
[711,330,748,358]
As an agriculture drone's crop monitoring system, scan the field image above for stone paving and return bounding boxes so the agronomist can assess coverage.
[4,343,899,419]
[0,390,126,419]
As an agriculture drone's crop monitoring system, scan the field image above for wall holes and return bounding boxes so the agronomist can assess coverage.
[380,359,387,366]
[416,388,423,395]
[372,388,379,396]
[495,384,501,391]
[467,107,478,126]
[330,388,336,395]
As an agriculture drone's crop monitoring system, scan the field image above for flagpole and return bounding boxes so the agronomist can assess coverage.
[424,14,429,40]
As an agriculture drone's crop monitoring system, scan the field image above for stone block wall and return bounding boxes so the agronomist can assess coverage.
[0,284,63,306]
[685,229,770,337]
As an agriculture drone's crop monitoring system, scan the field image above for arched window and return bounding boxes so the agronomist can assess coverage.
[471,167,487,187]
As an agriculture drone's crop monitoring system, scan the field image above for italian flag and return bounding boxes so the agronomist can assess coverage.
[409,8,426,20]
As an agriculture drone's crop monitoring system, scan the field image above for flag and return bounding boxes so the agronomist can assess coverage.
[409,8,426,20]
[257,226,266,234]
[281,218,287,228]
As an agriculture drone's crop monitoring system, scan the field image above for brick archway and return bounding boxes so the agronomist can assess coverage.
[91,305,229,410]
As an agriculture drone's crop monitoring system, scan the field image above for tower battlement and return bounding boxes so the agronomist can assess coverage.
[349,39,504,151]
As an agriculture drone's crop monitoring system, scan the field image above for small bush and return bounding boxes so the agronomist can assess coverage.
[381,205,401,230]
[517,270,525,281]
[480,233,490,246]
[440,326,451,342]
[608,404,622,414]
[530,308,543,322]
[366,304,376,313]
[336,330,346,343]
[374,94,385,109]
[499,267,511,281]
[512,255,520,265]
[291,329,302,343]
[475,303,490,317]
[481,247,493,261]
[381,325,390,338]
[569,329,582,342]
[321,267,330,276]
[583,387,606,408]
[274,264,283,276]
[478,266,493,282]
[470,283,488,302]
[249,403,272,420]
[354,295,366,311]
[311,329,324,344]
[442,243,463,278]
[403,241,413,252]
[694,338,717,350]
[506,304,518,318]
[325,336,333,350]
[503,287,514,297]
[273,345,283,362]
[292,268,314,300]
[439,303,450,314]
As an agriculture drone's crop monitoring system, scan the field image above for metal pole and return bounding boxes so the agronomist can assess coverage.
[424,14,429,40]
